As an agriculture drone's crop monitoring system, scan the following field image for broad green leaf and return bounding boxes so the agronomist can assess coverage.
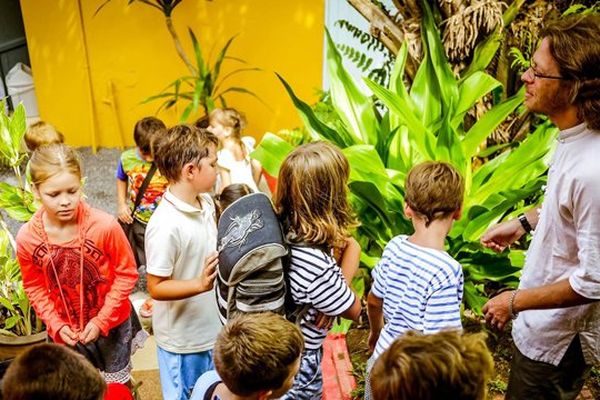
[462,281,487,315]
[325,29,378,145]
[364,78,436,160]
[419,0,458,115]
[452,72,502,130]
[277,73,351,146]
[9,103,27,152]
[250,133,294,177]
[462,88,525,158]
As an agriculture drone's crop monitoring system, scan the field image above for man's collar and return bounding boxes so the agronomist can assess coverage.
[163,189,206,213]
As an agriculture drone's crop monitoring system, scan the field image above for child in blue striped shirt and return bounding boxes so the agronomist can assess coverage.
[365,161,465,398]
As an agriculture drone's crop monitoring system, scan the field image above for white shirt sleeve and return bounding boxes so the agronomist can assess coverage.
[569,173,600,299]
[217,149,236,171]
[145,218,179,277]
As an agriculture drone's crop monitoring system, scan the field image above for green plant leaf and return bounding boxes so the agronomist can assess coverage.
[250,133,294,177]
[325,29,378,145]
[277,73,351,146]
[452,72,502,130]
[212,35,237,85]
[188,28,207,77]
[462,88,525,158]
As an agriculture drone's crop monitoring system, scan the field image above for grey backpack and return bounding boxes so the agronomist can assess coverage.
[215,192,291,324]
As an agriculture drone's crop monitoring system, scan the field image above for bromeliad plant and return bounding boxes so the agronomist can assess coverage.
[252,0,557,315]
[0,102,42,337]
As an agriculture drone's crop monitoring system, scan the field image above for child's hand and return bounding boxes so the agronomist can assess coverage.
[80,321,101,344]
[118,203,133,224]
[314,312,335,330]
[197,252,219,293]
[368,329,380,354]
[58,325,79,346]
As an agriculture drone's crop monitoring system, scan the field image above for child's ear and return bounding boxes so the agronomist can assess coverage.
[453,207,462,221]
[404,202,414,218]
[257,389,273,400]
[182,162,196,180]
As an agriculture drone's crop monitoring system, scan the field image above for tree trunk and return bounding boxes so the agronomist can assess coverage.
[165,16,197,75]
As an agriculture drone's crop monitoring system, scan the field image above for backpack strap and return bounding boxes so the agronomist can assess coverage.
[130,162,158,219]
[203,380,222,400]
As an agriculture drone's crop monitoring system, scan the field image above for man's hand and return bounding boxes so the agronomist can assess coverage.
[481,219,525,253]
[482,290,516,331]
[79,321,101,344]
[58,325,79,346]
[117,203,133,224]
[197,252,218,292]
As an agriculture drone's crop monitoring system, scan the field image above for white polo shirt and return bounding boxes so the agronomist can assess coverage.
[145,189,221,353]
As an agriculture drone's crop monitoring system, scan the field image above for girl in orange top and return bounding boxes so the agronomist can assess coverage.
[16,144,146,384]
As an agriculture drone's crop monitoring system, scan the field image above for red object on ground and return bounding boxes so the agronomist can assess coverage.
[322,333,357,400]
[104,383,134,400]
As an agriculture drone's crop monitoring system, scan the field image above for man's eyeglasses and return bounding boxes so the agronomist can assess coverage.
[527,62,568,81]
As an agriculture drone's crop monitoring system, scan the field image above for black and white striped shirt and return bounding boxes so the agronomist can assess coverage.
[288,245,356,350]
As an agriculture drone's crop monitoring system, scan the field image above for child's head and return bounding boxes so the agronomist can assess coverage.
[208,108,246,139]
[214,312,304,399]
[29,144,83,223]
[1,343,106,400]
[404,161,464,227]
[217,183,253,216]
[154,124,218,189]
[133,116,167,158]
[370,330,494,400]
[24,121,64,152]
[274,141,357,247]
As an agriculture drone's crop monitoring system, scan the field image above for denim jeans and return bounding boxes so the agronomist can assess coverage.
[157,347,214,400]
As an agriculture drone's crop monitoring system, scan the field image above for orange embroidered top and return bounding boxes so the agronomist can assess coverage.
[16,201,138,342]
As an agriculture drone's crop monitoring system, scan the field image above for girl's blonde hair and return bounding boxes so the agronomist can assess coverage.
[209,108,246,138]
[29,143,82,187]
[274,142,357,248]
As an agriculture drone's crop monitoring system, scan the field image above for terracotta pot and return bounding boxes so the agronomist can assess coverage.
[0,331,47,361]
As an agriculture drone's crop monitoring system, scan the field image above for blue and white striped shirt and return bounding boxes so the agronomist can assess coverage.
[288,246,356,350]
[371,235,463,359]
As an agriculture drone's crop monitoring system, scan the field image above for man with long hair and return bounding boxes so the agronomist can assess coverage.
[481,14,600,400]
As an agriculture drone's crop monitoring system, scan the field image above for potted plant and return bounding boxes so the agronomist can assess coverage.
[0,101,44,363]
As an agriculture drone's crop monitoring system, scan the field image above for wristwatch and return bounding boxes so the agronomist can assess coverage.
[518,213,533,234]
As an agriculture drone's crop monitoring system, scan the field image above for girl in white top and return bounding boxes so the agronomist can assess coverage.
[208,108,263,193]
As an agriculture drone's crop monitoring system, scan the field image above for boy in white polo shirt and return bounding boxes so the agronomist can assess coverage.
[145,124,222,400]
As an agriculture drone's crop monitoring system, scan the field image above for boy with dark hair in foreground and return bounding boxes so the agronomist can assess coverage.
[1,343,106,400]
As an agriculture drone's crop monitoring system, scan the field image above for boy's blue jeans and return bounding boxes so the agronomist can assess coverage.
[157,346,214,400]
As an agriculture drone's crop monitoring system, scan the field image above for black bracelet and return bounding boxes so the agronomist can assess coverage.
[518,214,533,233]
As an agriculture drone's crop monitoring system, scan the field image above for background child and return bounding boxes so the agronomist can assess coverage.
[15,144,144,386]
[215,183,253,219]
[24,120,64,152]
[23,120,64,189]
[145,124,222,400]
[370,330,494,400]
[1,343,106,400]
[274,141,362,400]
[208,108,263,193]
[190,312,304,400]
[365,161,465,398]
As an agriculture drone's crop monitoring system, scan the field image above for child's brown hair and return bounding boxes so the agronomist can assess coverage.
[133,116,166,155]
[24,121,64,152]
[29,143,82,188]
[209,108,246,138]
[274,141,357,248]
[216,183,253,218]
[370,330,494,400]
[404,161,464,227]
[1,343,106,400]
[153,124,218,183]
[214,312,304,396]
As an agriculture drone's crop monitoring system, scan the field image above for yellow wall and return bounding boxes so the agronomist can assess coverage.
[19,0,324,148]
